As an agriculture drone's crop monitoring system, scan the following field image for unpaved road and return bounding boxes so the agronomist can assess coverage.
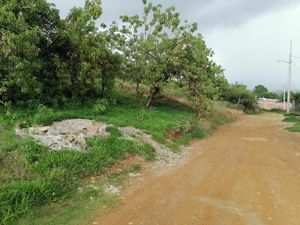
[92,113,300,225]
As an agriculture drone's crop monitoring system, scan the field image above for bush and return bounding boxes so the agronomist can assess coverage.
[93,99,109,114]
[223,83,257,113]
[191,127,207,139]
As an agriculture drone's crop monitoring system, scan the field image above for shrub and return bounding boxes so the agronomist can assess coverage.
[223,83,257,113]
[93,99,109,114]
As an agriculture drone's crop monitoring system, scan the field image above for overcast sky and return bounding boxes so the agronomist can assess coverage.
[47,0,300,92]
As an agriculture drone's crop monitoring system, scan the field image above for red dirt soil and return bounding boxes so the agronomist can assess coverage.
[92,113,300,225]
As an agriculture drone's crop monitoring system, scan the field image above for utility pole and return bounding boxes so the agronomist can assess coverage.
[278,40,293,113]
[283,85,286,110]
[287,40,293,113]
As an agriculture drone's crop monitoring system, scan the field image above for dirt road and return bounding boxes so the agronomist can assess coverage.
[93,113,300,225]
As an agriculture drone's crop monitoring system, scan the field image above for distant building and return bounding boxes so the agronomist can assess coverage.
[258,98,289,110]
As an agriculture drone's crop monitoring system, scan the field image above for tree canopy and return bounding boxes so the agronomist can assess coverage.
[0,0,121,106]
[224,83,257,112]
[106,0,226,115]
[253,84,268,98]
[1,0,234,117]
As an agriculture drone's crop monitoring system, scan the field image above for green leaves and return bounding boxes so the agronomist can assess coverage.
[0,0,121,106]
[106,1,226,112]
[85,0,102,19]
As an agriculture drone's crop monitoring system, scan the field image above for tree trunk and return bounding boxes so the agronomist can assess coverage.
[146,86,160,108]
[237,97,241,105]
[100,83,105,98]
[136,81,144,107]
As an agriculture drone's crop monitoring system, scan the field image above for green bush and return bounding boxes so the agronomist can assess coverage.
[223,83,257,113]
[191,127,207,139]
[92,99,109,114]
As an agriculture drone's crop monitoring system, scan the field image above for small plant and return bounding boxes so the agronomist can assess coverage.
[93,99,109,114]
[191,126,207,139]
[33,105,55,125]
[18,121,31,129]
[130,164,141,172]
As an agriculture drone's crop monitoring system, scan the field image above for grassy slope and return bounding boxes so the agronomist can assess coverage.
[0,93,236,225]
[0,94,197,225]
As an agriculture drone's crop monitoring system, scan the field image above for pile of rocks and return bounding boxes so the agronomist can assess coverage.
[16,119,182,167]
[16,119,110,151]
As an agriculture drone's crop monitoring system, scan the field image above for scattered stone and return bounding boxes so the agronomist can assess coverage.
[104,185,120,195]
[16,119,183,169]
[64,135,75,142]
[129,173,141,178]
[34,135,81,151]
[119,127,181,166]
[92,186,99,190]
[16,128,28,138]
[74,133,86,146]
[16,119,110,151]
[38,126,50,134]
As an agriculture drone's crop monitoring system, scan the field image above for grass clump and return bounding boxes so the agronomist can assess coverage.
[283,114,300,133]
[0,123,154,224]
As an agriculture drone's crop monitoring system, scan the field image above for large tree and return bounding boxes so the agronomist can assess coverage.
[107,0,225,114]
[253,84,268,98]
[0,0,121,106]
[0,0,61,104]
[224,83,257,111]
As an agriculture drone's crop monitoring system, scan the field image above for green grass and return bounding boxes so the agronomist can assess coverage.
[1,94,196,143]
[0,93,197,225]
[0,128,154,225]
[16,164,141,225]
[283,114,300,133]
[287,124,300,132]
[261,108,286,114]
[0,94,235,225]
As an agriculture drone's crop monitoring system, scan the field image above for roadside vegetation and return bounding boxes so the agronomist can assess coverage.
[283,114,300,132]
[0,0,257,224]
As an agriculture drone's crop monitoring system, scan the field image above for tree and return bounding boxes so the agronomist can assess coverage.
[0,0,121,105]
[253,84,268,98]
[50,0,121,102]
[264,92,280,100]
[107,0,225,114]
[224,83,257,112]
[0,0,61,104]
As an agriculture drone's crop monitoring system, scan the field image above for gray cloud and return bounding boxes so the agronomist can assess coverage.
[191,0,300,31]
[47,0,300,91]
[48,0,300,32]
